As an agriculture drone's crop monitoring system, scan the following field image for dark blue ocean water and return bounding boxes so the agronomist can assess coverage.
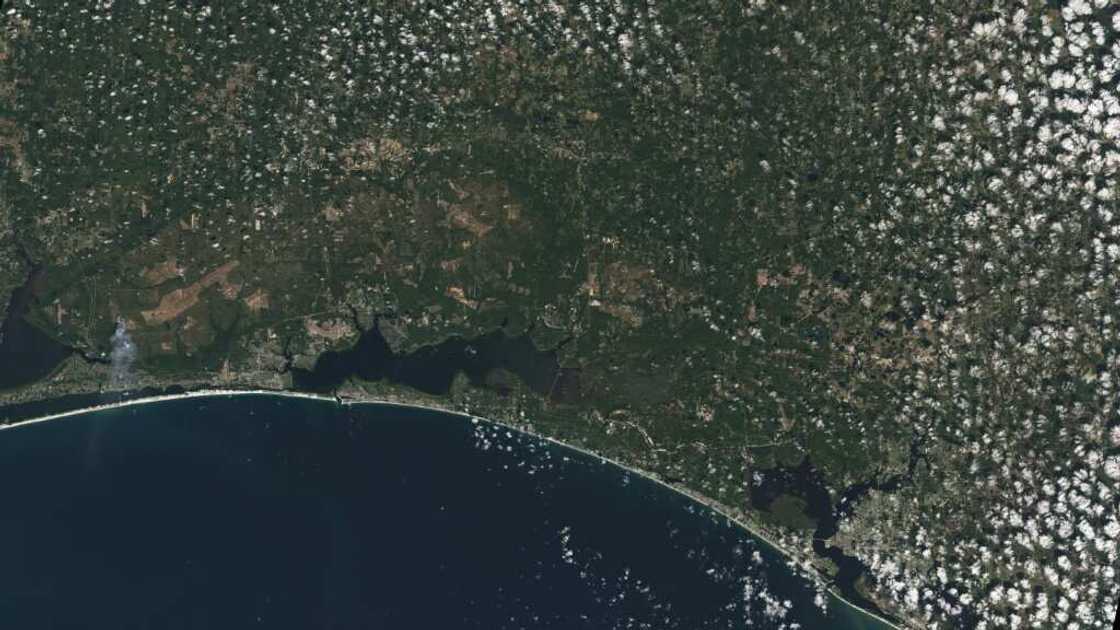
[0,395,889,629]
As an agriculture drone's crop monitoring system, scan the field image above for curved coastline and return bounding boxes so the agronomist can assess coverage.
[0,388,904,629]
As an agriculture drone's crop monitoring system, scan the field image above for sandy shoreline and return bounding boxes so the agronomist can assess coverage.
[0,388,904,629]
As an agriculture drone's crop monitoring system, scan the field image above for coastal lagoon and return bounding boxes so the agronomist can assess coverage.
[0,394,891,629]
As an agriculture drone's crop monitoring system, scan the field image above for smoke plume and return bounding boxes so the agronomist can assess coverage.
[109,318,137,389]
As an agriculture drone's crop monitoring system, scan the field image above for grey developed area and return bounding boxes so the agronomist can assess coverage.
[0,2,1118,628]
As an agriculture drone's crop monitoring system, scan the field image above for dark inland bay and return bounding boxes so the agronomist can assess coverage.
[0,395,891,629]
[0,265,72,391]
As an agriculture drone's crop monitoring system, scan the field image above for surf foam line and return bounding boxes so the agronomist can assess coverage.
[0,388,904,629]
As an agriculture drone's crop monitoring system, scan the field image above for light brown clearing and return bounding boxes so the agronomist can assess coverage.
[445,203,493,238]
[441,180,523,241]
[597,302,643,328]
[446,286,479,310]
[581,261,602,298]
[440,257,465,273]
[0,81,16,106]
[140,261,239,325]
[219,277,243,299]
[140,258,183,286]
[243,288,270,314]
[602,261,654,302]
[304,317,354,342]
[339,137,408,173]
[0,118,31,183]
